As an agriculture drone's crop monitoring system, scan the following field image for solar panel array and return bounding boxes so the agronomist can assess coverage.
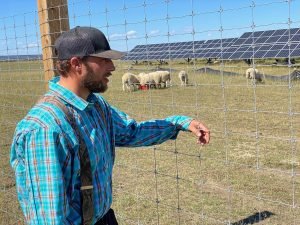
[123,28,300,61]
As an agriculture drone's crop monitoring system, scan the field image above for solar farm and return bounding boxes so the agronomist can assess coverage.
[124,28,300,61]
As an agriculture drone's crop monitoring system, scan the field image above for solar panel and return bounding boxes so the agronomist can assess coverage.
[291,46,300,57]
[261,30,276,37]
[239,32,252,39]
[255,36,270,44]
[229,46,250,59]
[254,50,267,58]
[240,49,255,59]
[264,50,279,58]
[232,38,247,46]
[291,35,300,42]
[267,36,280,43]
[290,28,300,34]
[276,49,290,58]
[277,35,289,43]
[122,28,300,61]
[273,29,287,36]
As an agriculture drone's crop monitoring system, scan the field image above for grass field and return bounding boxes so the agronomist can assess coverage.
[0,59,299,224]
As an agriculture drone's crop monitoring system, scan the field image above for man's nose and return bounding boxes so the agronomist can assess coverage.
[108,60,115,71]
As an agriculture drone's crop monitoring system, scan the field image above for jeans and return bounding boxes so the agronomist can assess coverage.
[94,209,118,225]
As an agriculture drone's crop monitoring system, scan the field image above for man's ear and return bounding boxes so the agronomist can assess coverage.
[69,57,82,72]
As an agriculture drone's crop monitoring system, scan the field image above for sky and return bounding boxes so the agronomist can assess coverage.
[1,0,300,55]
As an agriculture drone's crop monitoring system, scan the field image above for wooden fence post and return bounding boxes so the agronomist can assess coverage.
[37,0,70,86]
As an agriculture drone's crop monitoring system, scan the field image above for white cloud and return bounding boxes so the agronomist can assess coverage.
[126,30,137,37]
[149,29,159,36]
[109,30,137,40]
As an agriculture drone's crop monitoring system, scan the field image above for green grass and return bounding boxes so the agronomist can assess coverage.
[0,59,299,224]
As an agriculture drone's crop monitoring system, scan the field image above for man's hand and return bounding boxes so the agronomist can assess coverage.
[188,120,210,145]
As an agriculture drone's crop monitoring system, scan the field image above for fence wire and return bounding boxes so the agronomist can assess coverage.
[0,0,300,224]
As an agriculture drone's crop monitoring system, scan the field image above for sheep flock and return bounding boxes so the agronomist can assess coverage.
[122,70,173,91]
[121,66,270,92]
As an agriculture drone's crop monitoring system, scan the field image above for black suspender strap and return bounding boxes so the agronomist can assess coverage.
[37,96,94,225]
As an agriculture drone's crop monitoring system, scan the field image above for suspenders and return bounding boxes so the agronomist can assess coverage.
[37,96,94,224]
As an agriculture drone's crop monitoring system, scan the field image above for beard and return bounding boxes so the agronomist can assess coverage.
[82,64,108,93]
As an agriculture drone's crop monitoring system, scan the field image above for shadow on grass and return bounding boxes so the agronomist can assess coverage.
[231,211,275,225]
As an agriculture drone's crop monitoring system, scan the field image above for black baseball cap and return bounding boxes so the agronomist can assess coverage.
[54,26,124,60]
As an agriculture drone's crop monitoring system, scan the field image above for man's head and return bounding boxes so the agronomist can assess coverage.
[55,26,123,95]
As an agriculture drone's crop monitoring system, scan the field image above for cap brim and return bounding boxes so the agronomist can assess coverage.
[90,50,125,60]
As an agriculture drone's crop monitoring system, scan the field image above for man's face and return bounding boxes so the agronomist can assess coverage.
[81,57,115,93]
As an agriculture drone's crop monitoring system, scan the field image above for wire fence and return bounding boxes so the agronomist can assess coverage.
[0,0,300,224]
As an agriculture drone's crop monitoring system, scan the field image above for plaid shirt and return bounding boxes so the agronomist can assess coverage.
[10,76,193,225]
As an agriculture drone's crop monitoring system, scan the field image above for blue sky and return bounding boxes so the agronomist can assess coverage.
[1,0,300,55]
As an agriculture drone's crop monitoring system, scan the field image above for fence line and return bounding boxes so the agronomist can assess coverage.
[0,0,300,224]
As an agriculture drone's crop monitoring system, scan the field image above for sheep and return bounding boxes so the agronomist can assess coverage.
[138,72,156,89]
[178,70,188,86]
[138,71,171,89]
[149,70,171,88]
[122,72,141,91]
[245,68,258,79]
[158,70,171,88]
[245,68,264,83]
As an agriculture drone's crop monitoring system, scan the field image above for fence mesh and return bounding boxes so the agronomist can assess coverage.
[0,0,299,224]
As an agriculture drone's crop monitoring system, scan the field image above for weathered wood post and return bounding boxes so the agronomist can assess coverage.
[37,0,70,86]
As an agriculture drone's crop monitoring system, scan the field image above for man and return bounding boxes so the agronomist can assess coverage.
[10,26,210,225]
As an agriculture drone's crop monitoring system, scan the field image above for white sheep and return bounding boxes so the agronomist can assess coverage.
[122,72,141,91]
[245,68,258,79]
[158,70,171,88]
[137,73,155,87]
[245,68,264,82]
[139,70,171,88]
[178,70,188,86]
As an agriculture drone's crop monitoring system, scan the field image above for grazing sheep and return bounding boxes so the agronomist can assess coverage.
[159,70,171,88]
[138,71,171,88]
[245,68,264,83]
[149,70,171,88]
[122,72,141,91]
[138,72,156,88]
[245,68,258,79]
[178,70,188,86]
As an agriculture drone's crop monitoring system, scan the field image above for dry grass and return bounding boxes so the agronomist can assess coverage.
[0,59,299,224]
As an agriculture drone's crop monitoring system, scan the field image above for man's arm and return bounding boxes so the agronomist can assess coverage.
[111,106,210,147]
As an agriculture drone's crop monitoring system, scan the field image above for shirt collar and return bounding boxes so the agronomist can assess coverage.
[49,76,96,111]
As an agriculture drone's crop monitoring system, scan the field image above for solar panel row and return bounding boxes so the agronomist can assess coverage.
[123,28,300,60]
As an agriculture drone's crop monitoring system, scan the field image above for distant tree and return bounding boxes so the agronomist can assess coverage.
[206,58,212,64]
[185,58,191,63]
[244,59,252,65]
[284,58,295,64]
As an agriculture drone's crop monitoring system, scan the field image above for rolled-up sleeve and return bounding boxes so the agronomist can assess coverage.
[111,106,193,147]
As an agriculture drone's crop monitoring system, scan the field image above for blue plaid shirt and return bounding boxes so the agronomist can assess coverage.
[10,76,193,225]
